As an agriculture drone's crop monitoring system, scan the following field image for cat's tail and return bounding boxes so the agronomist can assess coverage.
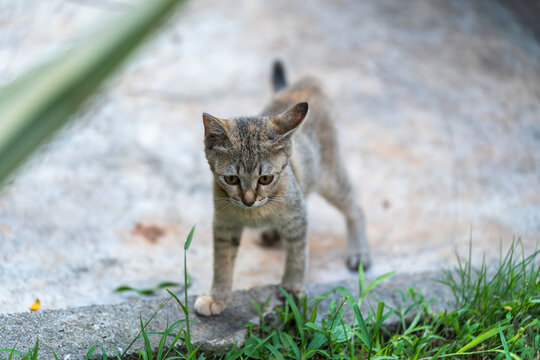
[272,60,287,92]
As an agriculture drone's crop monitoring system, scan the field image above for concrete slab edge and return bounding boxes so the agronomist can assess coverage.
[0,271,455,359]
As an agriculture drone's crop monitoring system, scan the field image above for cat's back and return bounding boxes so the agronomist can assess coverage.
[263,77,325,115]
[262,77,335,140]
[262,76,339,193]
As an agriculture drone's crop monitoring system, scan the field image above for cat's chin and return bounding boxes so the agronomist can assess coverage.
[230,197,268,209]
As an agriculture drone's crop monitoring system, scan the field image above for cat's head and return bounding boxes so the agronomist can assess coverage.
[202,102,308,209]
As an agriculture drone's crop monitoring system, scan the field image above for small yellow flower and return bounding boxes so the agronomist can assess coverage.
[30,298,40,311]
[503,305,512,311]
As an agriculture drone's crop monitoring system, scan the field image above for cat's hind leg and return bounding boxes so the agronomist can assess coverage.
[317,162,372,271]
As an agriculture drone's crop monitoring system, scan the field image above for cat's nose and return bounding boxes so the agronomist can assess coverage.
[243,199,255,207]
[242,191,256,207]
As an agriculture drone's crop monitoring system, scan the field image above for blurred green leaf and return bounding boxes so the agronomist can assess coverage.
[114,279,189,295]
[0,0,187,186]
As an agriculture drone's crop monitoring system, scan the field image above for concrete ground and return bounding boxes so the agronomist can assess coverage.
[0,0,539,314]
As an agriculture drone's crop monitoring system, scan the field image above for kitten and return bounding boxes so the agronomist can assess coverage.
[194,62,371,316]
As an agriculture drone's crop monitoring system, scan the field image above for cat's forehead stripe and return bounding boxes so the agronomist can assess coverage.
[226,163,237,174]
[229,117,272,173]
[261,162,273,174]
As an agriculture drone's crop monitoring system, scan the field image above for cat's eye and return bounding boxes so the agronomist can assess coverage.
[258,175,274,185]
[224,175,239,185]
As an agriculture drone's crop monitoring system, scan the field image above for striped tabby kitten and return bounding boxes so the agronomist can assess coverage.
[194,62,371,316]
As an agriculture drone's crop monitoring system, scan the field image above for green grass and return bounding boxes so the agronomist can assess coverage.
[1,236,538,359]
[114,278,192,296]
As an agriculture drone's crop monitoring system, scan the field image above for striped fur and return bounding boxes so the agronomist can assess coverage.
[195,64,371,316]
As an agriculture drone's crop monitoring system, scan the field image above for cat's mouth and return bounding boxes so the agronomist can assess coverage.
[230,197,268,209]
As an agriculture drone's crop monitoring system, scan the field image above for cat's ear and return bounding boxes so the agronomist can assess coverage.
[203,113,231,149]
[270,102,308,137]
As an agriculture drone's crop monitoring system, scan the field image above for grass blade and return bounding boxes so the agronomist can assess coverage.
[362,271,395,297]
[351,302,371,349]
[114,285,157,295]
[140,318,154,360]
[305,333,327,358]
[457,325,508,353]
[358,263,366,301]
[498,325,511,360]
[121,298,171,358]
[493,350,522,360]
[114,281,185,295]
[278,286,305,347]
[185,225,196,250]
[84,344,96,360]
[0,339,22,360]
[281,332,300,359]
[265,343,285,360]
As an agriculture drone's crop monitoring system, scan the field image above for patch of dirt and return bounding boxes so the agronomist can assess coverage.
[132,223,166,244]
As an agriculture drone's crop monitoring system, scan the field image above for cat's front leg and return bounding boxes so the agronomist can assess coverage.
[194,224,242,316]
[280,216,308,299]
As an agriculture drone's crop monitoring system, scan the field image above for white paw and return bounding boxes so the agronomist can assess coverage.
[194,294,226,316]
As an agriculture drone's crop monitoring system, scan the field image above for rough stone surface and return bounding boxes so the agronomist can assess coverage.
[0,0,539,314]
[0,273,454,358]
